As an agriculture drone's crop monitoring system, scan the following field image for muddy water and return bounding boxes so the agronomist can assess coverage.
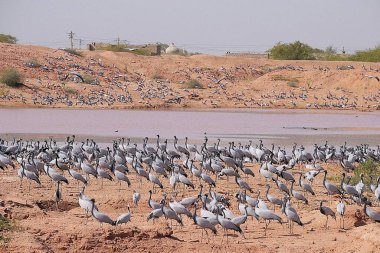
[0,108,379,146]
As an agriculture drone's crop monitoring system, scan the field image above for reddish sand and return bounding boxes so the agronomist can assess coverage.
[0,43,379,110]
[1,161,380,253]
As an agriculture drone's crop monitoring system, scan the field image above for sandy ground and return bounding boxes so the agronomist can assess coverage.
[0,43,379,110]
[1,160,380,253]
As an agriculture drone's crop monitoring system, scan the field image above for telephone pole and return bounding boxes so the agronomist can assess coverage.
[68,31,75,49]
[117,36,120,46]
[79,39,82,49]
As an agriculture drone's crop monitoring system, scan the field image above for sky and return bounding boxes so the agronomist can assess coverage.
[0,0,379,55]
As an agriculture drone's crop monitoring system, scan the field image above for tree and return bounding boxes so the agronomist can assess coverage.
[268,41,316,60]
[0,34,17,44]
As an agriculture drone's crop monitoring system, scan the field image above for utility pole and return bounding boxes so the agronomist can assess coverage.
[117,37,120,46]
[79,39,82,49]
[68,31,75,49]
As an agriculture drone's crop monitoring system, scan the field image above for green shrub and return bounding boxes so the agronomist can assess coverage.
[350,158,380,187]
[349,46,380,62]
[185,79,204,89]
[82,74,94,84]
[0,68,23,87]
[130,48,151,56]
[0,214,13,242]
[0,34,17,44]
[268,41,316,60]
[64,87,77,94]
[25,58,41,68]
[272,75,299,83]
[63,48,82,57]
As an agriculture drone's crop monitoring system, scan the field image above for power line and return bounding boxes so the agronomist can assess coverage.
[68,31,75,49]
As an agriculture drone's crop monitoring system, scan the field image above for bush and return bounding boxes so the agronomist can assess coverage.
[64,87,77,94]
[350,158,380,187]
[82,74,94,84]
[0,214,13,242]
[25,58,42,68]
[0,68,23,87]
[130,48,151,56]
[0,34,17,44]
[63,48,82,57]
[287,81,299,88]
[185,79,204,89]
[349,46,380,62]
[272,75,299,83]
[268,41,316,60]
[152,73,164,80]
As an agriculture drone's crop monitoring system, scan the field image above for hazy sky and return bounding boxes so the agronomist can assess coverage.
[0,0,379,54]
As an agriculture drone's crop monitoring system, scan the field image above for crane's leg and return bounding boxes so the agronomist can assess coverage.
[264,220,268,236]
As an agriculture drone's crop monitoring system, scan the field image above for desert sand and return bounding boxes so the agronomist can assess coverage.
[0,43,379,111]
[0,159,380,253]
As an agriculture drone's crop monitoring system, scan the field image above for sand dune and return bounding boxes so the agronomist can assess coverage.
[0,43,379,110]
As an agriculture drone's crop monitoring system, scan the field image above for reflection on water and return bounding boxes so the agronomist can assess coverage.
[0,108,379,146]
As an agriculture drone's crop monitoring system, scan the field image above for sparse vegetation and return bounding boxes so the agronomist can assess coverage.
[185,79,204,89]
[271,75,300,88]
[272,74,299,85]
[82,74,94,84]
[0,87,9,96]
[64,87,78,94]
[287,81,299,88]
[0,214,13,242]
[350,158,380,186]
[268,41,316,60]
[349,46,380,62]
[0,34,17,44]
[25,58,42,68]
[269,42,380,62]
[96,43,156,56]
[130,48,152,56]
[152,73,164,80]
[63,48,82,57]
[0,68,23,87]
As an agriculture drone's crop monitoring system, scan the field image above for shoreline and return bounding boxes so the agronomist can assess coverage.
[0,105,377,114]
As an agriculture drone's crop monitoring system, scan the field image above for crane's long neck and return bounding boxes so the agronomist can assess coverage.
[91,201,95,216]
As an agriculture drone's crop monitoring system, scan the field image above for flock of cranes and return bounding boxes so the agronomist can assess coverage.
[1,135,380,240]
